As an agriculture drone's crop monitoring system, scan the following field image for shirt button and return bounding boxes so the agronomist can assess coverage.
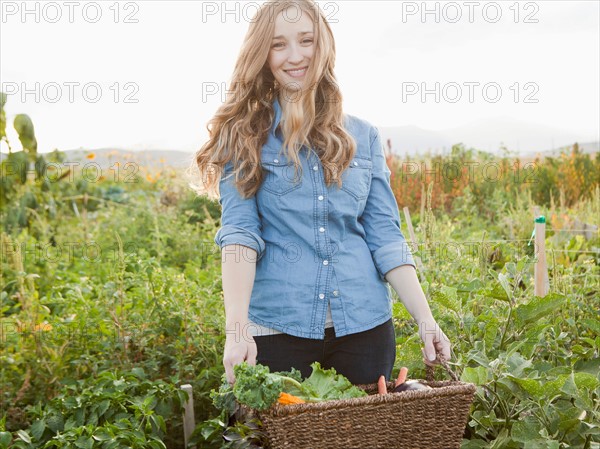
[319,293,325,299]
[313,165,318,171]
[319,227,325,233]
[353,161,358,166]
[323,260,328,265]
[274,159,279,163]
[333,290,339,296]
[318,195,324,201]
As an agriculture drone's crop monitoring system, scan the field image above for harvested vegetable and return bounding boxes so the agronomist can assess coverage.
[395,367,408,387]
[278,392,305,405]
[378,375,388,395]
[211,361,368,411]
[392,380,432,393]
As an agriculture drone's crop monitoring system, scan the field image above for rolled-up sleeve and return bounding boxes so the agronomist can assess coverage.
[359,127,416,281]
[214,161,266,260]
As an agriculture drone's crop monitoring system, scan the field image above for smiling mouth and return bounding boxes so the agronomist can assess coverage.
[284,67,308,77]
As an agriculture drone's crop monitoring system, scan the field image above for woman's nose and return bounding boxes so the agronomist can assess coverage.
[287,44,304,64]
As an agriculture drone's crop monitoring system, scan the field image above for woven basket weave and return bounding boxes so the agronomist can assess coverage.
[250,354,476,449]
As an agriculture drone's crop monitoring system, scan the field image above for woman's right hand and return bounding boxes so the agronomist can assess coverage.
[223,333,257,385]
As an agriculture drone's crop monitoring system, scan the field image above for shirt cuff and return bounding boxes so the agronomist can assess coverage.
[214,225,266,261]
[372,241,416,281]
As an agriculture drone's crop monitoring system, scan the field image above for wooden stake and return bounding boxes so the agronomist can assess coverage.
[181,384,195,447]
[534,217,549,297]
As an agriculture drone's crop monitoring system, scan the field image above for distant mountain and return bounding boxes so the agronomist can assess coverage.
[0,147,196,169]
[378,125,454,156]
[378,116,596,157]
[1,116,596,167]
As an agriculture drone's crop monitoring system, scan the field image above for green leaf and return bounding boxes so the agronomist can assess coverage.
[514,293,564,326]
[574,357,600,375]
[74,436,93,449]
[511,417,542,443]
[13,114,37,154]
[561,372,579,397]
[302,362,368,401]
[131,367,146,379]
[92,430,113,442]
[97,399,111,417]
[142,394,158,409]
[498,273,512,301]
[30,419,46,440]
[541,375,569,399]
[573,371,600,391]
[461,366,489,385]
[150,414,166,434]
[432,286,461,313]
[15,430,32,444]
[581,318,600,335]
[0,432,12,448]
[505,352,532,378]
[507,376,543,398]
[523,440,560,449]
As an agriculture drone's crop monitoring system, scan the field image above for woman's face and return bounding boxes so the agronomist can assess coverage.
[267,6,315,92]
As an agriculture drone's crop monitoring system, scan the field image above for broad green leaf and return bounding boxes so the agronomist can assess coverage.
[30,419,46,440]
[524,440,560,449]
[0,432,11,448]
[542,375,569,399]
[92,430,112,442]
[74,436,93,449]
[505,352,532,377]
[581,318,600,335]
[131,367,146,379]
[561,372,580,397]
[15,430,31,444]
[507,375,543,398]
[150,414,166,433]
[461,366,489,385]
[460,440,488,449]
[514,293,564,326]
[456,278,485,292]
[432,287,460,314]
[14,114,37,153]
[97,399,111,416]
[512,417,542,443]
[498,273,512,301]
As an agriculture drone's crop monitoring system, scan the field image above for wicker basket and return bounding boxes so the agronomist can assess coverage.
[249,355,476,449]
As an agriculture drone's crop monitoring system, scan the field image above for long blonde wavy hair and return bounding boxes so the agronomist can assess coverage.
[188,0,357,200]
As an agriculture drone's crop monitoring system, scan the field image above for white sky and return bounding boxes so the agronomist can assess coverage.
[1,0,598,153]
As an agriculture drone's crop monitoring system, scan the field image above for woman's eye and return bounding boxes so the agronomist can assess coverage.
[302,39,313,44]
[272,42,284,49]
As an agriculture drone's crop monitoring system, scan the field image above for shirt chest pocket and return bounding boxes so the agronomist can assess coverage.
[341,157,373,200]
[260,153,303,196]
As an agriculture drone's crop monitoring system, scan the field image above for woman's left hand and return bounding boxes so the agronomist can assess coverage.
[418,318,452,366]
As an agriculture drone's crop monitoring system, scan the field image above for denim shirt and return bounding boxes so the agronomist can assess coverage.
[214,97,416,340]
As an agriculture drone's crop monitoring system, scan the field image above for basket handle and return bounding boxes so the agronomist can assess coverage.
[425,351,459,382]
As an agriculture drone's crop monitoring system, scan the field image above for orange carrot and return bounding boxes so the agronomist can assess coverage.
[277,392,305,405]
[378,375,388,394]
[395,367,408,387]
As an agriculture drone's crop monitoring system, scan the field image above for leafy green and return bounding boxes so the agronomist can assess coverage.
[301,362,368,401]
[211,362,368,411]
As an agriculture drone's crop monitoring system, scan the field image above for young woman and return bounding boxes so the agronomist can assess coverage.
[192,0,451,386]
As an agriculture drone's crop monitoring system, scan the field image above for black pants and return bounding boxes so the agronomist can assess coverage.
[253,319,396,385]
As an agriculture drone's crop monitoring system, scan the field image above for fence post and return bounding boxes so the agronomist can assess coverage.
[534,216,549,297]
[181,384,195,447]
